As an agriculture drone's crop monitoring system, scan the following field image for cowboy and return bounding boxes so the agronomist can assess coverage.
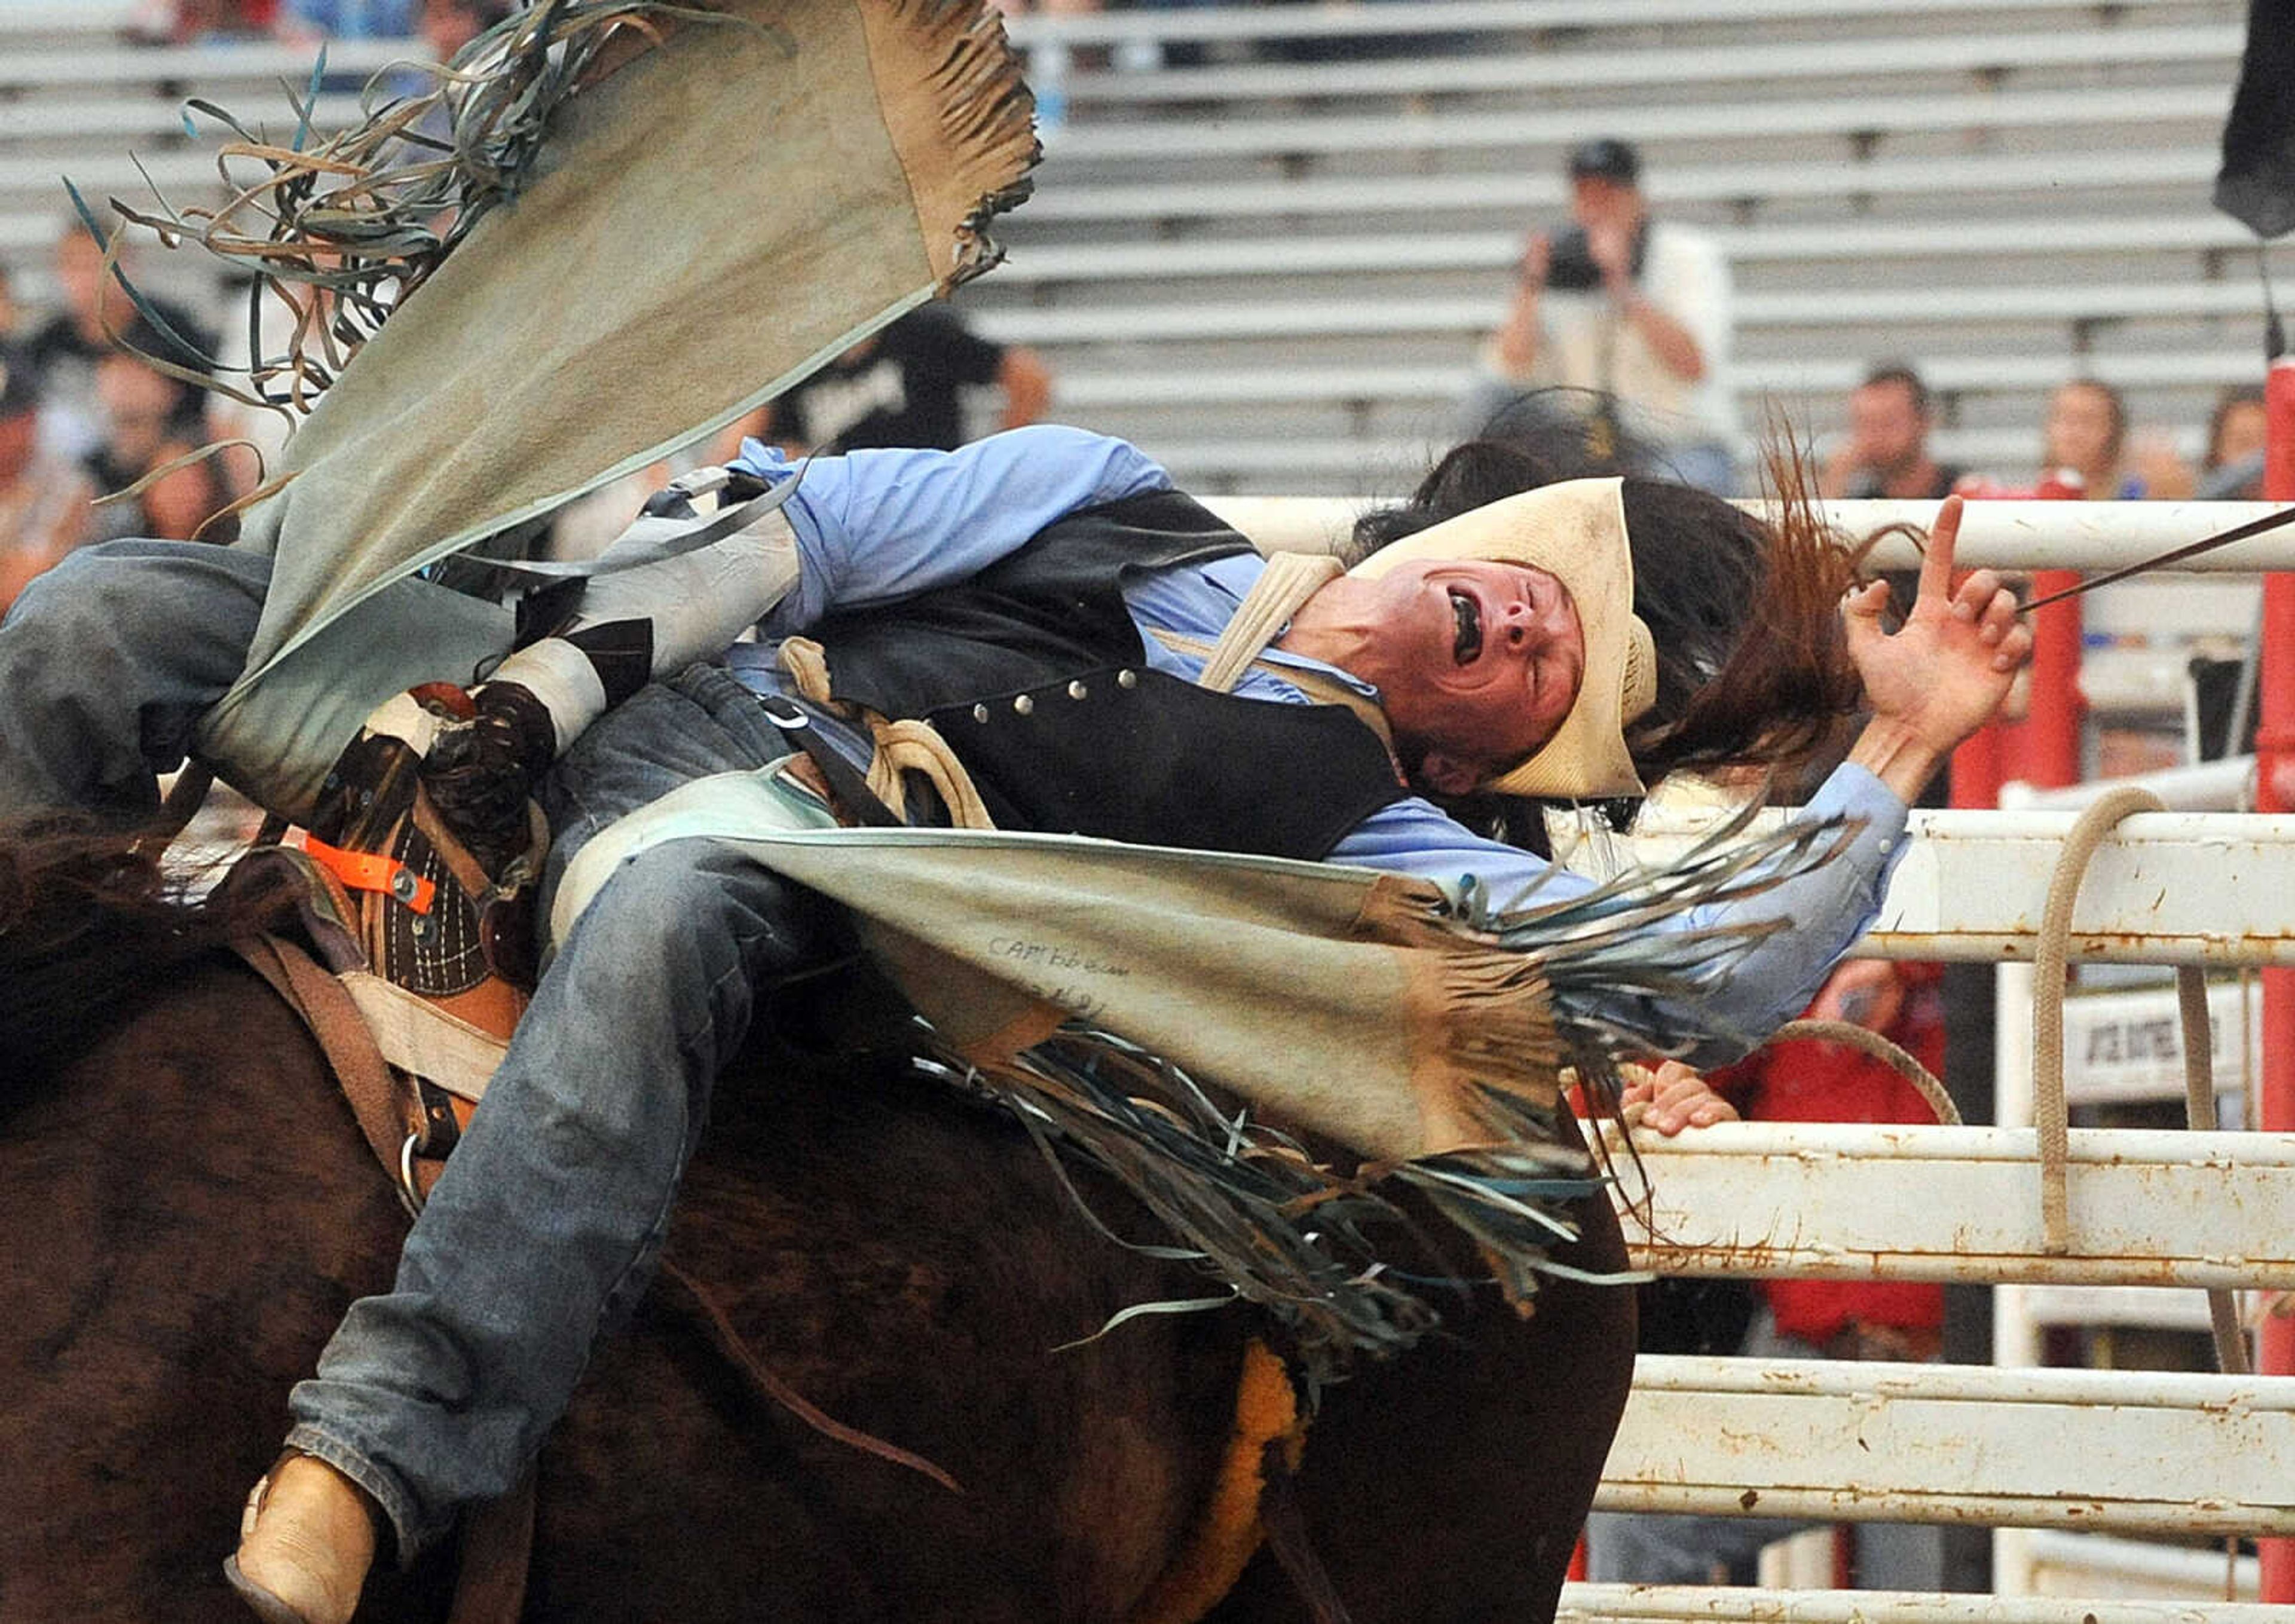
[0,423,2029,1623]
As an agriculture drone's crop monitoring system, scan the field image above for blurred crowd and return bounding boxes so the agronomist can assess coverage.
[1457,136,2254,509]
[1,36,2272,628]
[120,0,503,48]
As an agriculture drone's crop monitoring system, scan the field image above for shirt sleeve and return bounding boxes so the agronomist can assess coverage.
[1330,763,1912,1065]
[735,425,1171,632]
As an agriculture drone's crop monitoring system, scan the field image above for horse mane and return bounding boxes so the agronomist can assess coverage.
[0,812,295,1080]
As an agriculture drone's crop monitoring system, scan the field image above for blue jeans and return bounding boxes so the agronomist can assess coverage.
[289,667,835,1556]
[0,540,272,823]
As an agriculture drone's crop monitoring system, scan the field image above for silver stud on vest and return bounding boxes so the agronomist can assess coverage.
[1117,669,1138,689]
[1067,680,1088,700]
[972,703,990,723]
[1014,695,1035,715]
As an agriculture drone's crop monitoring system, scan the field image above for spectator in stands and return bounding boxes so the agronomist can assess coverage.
[2039,377,2192,501]
[23,227,213,465]
[2199,384,2269,500]
[758,304,1052,454]
[0,348,94,616]
[83,331,233,546]
[279,0,417,41]
[1459,138,1739,495]
[987,0,1101,127]
[417,0,506,60]
[134,0,285,44]
[1819,363,1963,501]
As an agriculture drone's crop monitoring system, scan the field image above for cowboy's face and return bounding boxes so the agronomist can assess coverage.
[1350,558,1587,791]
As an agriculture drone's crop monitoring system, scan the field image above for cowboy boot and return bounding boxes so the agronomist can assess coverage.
[223,1451,378,1624]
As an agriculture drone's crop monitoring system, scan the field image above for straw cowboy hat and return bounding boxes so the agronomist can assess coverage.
[1350,477,1657,800]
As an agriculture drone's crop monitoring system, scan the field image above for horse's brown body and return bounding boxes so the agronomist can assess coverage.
[0,842,1635,1622]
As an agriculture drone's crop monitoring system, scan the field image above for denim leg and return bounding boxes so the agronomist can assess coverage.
[536,663,801,909]
[287,665,823,1556]
[0,540,271,822]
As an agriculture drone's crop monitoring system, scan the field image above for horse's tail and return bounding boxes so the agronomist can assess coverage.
[0,813,295,1079]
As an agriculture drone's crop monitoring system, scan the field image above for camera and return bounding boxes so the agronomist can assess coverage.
[1541,222,1648,291]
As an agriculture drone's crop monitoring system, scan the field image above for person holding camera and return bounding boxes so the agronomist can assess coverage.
[1459,139,1740,494]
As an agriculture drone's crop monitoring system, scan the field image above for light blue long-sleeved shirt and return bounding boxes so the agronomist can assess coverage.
[723,425,1910,1057]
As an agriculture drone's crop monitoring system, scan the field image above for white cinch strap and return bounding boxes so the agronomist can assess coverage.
[338,969,510,1104]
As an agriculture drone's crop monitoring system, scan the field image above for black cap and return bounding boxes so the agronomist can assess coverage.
[0,345,36,420]
[1566,137,1641,185]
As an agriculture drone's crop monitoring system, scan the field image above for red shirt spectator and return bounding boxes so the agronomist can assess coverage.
[1715,958,1948,1351]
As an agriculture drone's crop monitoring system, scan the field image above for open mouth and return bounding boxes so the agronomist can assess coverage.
[1449,588,1482,665]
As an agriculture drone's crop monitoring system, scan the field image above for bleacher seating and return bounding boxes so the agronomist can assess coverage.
[0,0,2270,495]
[972,0,2268,492]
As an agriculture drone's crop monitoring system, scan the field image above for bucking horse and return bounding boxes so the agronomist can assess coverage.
[0,816,1637,1622]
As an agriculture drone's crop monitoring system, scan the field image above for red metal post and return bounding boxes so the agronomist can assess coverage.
[1948,721,2003,811]
[2259,359,2295,1606]
[2012,473,2088,791]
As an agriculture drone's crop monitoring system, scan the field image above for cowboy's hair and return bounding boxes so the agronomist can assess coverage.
[1354,405,1865,802]
[1621,436,1863,787]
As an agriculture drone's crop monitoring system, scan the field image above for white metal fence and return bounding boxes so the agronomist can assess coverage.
[1226,495,2294,1619]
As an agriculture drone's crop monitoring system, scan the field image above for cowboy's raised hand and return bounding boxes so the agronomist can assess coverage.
[1843,496,2031,788]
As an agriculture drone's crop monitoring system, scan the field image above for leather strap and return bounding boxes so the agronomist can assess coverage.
[752,693,904,827]
[337,970,509,1105]
[448,1472,536,1624]
[231,934,424,1206]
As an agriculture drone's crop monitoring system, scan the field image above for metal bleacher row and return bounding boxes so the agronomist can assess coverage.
[0,0,2275,493]
[971,0,2274,492]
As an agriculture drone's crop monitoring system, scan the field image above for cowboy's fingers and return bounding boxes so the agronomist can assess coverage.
[1948,565,2008,625]
[1993,619,2035,673]
[1841,577,1892,633]
[1918,493,1964,604]
[1976,585,2021,646]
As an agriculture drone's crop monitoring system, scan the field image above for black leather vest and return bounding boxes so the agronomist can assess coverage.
[809,489,1406,859]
